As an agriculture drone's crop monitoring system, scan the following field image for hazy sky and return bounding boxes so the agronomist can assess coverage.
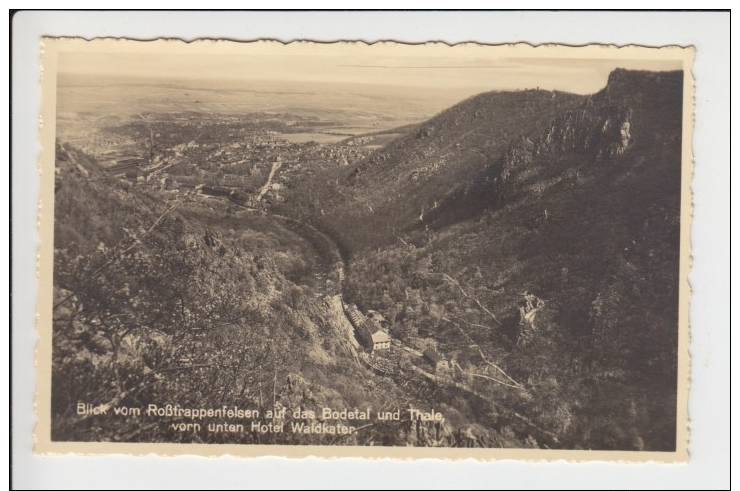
[57,41,684,95]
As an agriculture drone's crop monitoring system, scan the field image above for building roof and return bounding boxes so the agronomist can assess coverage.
[371,329,390,344]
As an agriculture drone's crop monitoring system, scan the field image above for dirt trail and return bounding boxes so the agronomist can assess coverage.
[256,160,283,202]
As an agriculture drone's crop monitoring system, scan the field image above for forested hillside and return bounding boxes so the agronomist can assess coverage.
[323,69,683,450]
[52,144,410,444]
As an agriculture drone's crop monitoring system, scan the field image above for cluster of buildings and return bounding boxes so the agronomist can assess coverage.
[84,112,375,210]
[343,303,392,353]
[342,301,452,375]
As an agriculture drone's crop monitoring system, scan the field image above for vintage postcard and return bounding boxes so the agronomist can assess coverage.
[36,38,693,461]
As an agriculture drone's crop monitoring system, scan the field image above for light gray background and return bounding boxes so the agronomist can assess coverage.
[11,10,730,490]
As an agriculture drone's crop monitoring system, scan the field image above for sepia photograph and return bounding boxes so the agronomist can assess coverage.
[34,38,693,460]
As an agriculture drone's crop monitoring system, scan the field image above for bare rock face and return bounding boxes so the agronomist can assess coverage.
[324,295,361,363]
[395,414,456,447]
[601,110,633,157]
[615,120,632,155]
[516,292,546,347]
[498,102,635,194]
[494,70,682,205]
[397,418,500,447]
